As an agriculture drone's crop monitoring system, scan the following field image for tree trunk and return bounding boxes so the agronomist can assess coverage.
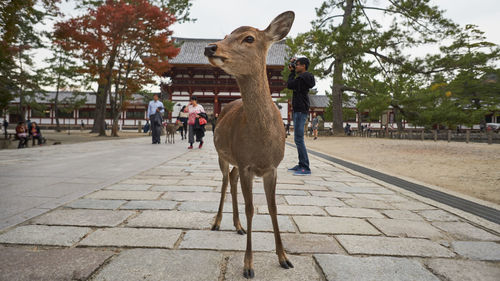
[54,89,60,132]
[330,0,354,135]
[91,84,108,136]
[111,113,120,137]
[394,108,404,132]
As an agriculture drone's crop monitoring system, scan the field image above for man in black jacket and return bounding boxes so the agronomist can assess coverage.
[287,57,315,175]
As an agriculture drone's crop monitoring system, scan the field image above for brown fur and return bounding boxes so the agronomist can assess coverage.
[206,11,295,279]
[164,122,181,144]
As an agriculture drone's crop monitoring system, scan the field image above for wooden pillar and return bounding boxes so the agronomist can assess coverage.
[466,130,470,143]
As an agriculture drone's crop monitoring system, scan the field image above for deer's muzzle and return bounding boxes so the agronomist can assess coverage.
[204,44,218,57]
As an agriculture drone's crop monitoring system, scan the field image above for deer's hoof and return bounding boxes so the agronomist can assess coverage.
[280,259,294,269]
[243,268,255,279]
[211,225,220,231]
[237,229,246,235]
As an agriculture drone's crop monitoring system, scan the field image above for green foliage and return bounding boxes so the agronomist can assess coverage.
[287,0,499,130]
[0,0,59,115]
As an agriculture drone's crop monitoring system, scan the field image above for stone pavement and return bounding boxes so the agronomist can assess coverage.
[0,134,499,280]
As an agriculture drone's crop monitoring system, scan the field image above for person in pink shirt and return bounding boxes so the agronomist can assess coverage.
[184,96,206,149]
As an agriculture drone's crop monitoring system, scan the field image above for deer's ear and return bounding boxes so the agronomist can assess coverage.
[264,11,295,42]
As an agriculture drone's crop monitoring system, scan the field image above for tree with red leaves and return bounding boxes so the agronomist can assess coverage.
[55,0,179,136]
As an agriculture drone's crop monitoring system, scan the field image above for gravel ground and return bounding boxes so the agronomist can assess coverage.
[302,136,500,205]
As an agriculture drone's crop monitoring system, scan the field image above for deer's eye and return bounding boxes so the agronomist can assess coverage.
[243,36,254,43]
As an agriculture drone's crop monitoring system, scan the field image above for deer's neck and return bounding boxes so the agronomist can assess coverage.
[235,70,275,129]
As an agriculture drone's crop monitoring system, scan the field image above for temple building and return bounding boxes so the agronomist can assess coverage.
[162,37,291,121]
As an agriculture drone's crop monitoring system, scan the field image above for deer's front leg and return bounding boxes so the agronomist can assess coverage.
[240,168,255,278]
[263,168,293,269]
[212,158,229,230]
[230,167,245,234]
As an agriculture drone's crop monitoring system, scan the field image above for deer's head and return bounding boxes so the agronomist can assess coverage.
[204,11,295,76]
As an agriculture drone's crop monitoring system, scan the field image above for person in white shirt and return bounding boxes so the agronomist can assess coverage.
[184,96,205,149]
[146,93,164,144]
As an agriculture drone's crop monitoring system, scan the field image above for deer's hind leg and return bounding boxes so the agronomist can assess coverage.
[212,157,229,230]
[229,167,245,234]
[263,168,293,269]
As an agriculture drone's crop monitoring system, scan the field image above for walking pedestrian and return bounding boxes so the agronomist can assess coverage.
[286,57,315,176]
[3,119,8,139]
[178,105,188,140]
[146,93,164,144]
[185,96,206,149]
[312,113,319,140]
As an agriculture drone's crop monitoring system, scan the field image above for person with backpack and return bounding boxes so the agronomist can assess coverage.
[146,93,164,144]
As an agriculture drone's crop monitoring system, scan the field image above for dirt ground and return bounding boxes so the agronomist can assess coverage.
[2,130,147,149]
[303,136,500,205]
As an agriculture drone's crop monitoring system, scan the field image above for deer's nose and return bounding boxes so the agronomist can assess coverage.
[204,44,217,57]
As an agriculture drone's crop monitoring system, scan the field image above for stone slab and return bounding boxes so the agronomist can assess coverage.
[368,218,443,239]
[120,200,177,210]
[418,209,460,221]
[308,191,354,198]
[178,179,220,186]
[65,198,126,210]
[315,254,439,281]
[92,249,222,281]
[304,180,349,188]
[282,233,344,254]
[79,228,182,248]
[253,188,308,196]
[219,215,295,232]
[33,209,134,227]
[285,196,345,207]
[177,201,243,213]
[277,183,328,191]
[293,216,380,235]
[126,210,214,229]
[329,186,395,195]
[224,252,322,281]
[452,241,500,261]
[382,210,424,220]
[354,194,409,202]
[152,185,214,192]
[425,258,500,281]
[432,222,499,241]
[343,199,394,209]
[105,184,152,191]
[336,235,455,257]
[85,190,163,200]
[180,230,275,251]
[120,178,180,185]
[162,191,222,202]
[325,207,384,218]
[0,225,91,246]
[258,205,326,216]
[390,201,435,210]
[0,246,114,281]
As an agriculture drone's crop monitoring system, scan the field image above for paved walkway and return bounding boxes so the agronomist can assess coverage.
[0,133,499,280]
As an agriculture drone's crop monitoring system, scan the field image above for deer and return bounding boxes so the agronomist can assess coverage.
[204,11,295,279]
[164,121,182,144]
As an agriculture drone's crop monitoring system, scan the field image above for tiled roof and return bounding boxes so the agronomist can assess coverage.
[309,95,329,108]
[169,37,288,66]
[11,91,152,105]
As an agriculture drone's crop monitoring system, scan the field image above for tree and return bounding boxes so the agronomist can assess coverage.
[42,36,81,131]
[287,0,458,134]
[55,0,180,136]
[0,0,60,119]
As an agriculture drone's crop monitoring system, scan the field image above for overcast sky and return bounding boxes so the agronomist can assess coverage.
[53,0,500,94]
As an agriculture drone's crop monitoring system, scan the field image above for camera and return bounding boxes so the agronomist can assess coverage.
[289,57,297,70]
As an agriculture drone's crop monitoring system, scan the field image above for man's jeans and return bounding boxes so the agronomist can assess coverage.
[293,112,310,171]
